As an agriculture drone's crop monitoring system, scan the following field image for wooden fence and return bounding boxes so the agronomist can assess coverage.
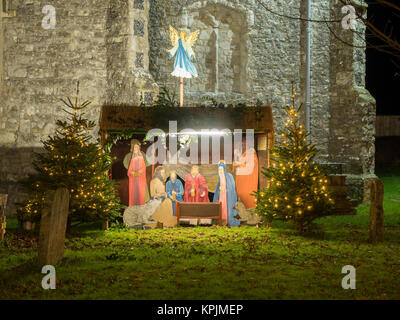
[376,116,400,137]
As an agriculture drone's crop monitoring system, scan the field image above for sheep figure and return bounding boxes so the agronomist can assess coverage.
[234,200,263,226]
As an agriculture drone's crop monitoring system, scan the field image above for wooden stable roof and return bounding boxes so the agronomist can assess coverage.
[100,105,274,134]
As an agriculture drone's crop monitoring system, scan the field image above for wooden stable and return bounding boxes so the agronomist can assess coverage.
[100,105,275,203]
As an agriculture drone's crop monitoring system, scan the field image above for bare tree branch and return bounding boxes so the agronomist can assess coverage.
[254,0,400,61]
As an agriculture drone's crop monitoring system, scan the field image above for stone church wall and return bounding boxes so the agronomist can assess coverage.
[0,0,110,215]
[0,0,376,215]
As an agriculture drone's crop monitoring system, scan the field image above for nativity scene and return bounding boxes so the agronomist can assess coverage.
[100,24,275,229]
[104,102,274,230]
[1,0,393,302]
[118,134,263,229]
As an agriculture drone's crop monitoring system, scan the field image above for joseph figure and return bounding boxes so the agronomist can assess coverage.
[150,166,167,199]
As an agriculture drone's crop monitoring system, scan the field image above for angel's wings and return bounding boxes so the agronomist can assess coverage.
[186,29,200,47]
[169,25,179,46]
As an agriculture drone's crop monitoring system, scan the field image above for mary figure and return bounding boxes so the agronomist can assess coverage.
[213,161,240,227]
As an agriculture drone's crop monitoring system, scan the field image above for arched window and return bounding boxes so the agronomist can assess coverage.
[182,2,251,97]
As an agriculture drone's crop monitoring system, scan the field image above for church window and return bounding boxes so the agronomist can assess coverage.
[134,0,144,10]
[134,20,144,37]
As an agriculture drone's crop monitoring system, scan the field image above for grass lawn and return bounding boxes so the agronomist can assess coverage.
[1,172,399,300]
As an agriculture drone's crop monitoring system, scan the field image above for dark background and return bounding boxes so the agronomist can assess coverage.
[366,2,400,171]
[366,1,400,115]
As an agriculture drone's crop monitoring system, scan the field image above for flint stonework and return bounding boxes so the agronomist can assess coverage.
[0,0,376,216]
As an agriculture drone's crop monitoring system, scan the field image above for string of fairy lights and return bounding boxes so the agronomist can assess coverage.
[18,87,123,222]
[255,95,333,224]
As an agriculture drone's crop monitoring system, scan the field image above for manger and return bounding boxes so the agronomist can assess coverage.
[175,201,223,226]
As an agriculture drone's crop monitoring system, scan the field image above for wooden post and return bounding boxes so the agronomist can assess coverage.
[100,130,107,146]
[0,217,5,241]
[370,178,384,243]
[0,194,7,242]
[38,188,70,266]
[180,77,183,107]
[257,134,269,189]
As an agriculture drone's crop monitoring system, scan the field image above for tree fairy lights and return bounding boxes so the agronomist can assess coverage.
[17,83,124,224]
[254,87,333,232]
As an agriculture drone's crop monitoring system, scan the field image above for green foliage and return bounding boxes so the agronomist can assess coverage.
[3,178,400,300]
[103,130,137,154]
[152,86,180,108]
[17,83,124,224]
[254,91,333,232]
[3,174,400,299]
[151,86,265,110]
[137,86,267,133]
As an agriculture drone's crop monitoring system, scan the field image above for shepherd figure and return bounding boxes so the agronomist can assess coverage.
[167,25,200,107]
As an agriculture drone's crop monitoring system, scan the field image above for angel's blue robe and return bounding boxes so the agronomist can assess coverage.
[169,38,198,78]
[213,163,240,227]
[166,179,184,216]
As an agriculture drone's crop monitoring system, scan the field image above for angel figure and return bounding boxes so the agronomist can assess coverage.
[167,25,200,106]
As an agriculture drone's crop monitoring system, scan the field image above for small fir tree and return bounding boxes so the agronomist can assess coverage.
[17,83,124,225]
[254,87,333,232]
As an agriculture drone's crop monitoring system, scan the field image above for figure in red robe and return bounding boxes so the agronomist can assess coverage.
[127,140,147,206]
[184,165,209,202]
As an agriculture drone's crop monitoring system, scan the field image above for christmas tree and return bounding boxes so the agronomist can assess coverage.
[254,87,333,232]
[18,83,124,225]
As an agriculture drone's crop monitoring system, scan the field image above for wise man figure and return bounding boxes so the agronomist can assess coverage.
[233,141,259,209]
[213,161,240,227]
[126,139,148,206]
[166,170,184,216]
[184,165,208,202]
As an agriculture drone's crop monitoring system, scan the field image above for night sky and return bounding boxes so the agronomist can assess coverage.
[366,1,400,115]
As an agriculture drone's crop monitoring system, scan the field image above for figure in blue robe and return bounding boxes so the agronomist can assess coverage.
[213,161,240,227]
[166,171,184,216]
[167,26,200,78]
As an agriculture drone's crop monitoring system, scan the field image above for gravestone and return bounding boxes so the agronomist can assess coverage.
[0,194,8,241]
[327,175,357,216]
[369,178,384,243]
[38,188,70,266]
